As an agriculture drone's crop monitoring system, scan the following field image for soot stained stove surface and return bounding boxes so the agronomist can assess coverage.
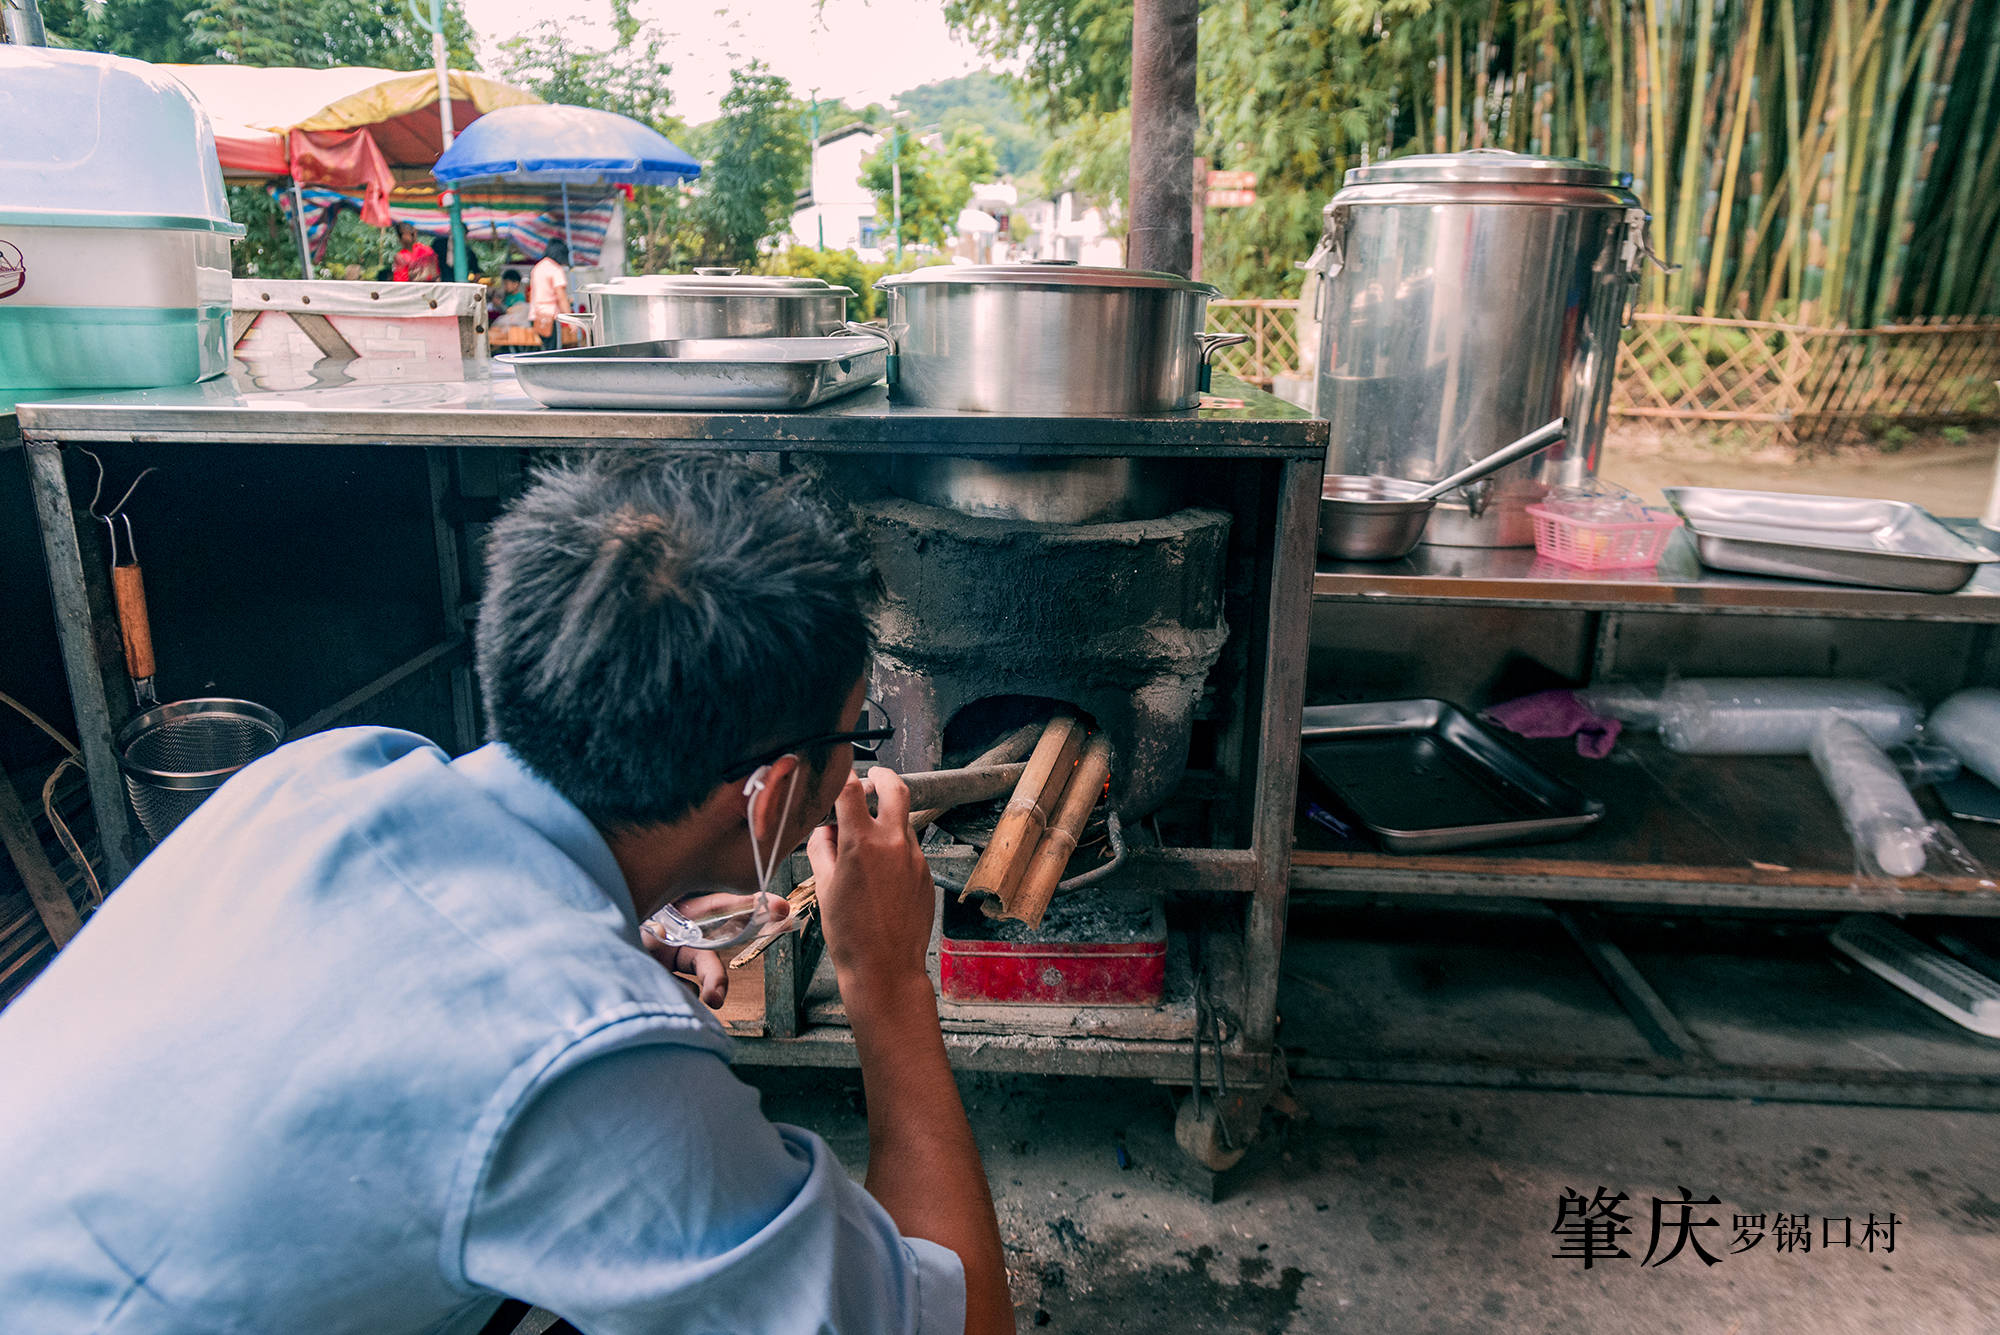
[859,497,1232,818]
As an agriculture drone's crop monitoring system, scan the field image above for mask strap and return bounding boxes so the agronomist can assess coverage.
[744,760,802,902]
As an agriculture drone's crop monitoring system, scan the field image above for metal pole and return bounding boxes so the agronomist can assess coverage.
[2,0,47,45]
[810,93,824,251]
[891,125,903,267]
[423,1,469,283]
[1128,0,1199,276]
[290,179,318,280]
[560,181,576,256]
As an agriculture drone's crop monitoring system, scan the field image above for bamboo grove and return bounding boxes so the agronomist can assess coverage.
[1389,0,2000,324]
[953,0,2000,323]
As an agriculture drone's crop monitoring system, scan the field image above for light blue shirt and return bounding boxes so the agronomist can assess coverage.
[0,728,965,1334]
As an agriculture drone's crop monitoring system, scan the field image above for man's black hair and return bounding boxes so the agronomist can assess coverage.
[476,452,877,830]
[543,240,570,265]
[503,268,523,283]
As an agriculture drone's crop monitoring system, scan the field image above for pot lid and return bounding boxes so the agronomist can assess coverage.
[877,261,1218,295]
[588,271,854,298]
[1342,149,1628,188]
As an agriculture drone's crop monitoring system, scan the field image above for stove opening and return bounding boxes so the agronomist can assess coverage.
[940,694,1099,768]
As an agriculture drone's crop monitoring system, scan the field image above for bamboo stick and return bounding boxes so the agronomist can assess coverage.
[1567,0,1591,158]
[1843,39,1885,324]
[1643,0,1672,306]
[994,733,1115,932]
[960,713,1084,904]
[1937,7,2000,312]
[1473,7,1495,148]
[1705,0,1766,314]
[1821,0,1855,323]
[1859,0,1920,324]
[1608,0,1627,171]
[1880,9,1960,315]
[1452,12,1465,151]
[1435,19,1451,153]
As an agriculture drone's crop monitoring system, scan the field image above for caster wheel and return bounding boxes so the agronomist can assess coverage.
[1175,1094,1250,1173]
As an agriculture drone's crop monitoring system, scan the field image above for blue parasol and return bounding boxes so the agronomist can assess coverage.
[433,103,701,187]
[433,102,699,260]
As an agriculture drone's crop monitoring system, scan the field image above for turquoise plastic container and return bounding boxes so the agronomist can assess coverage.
[0,47,241,391]
[0,305,229,390]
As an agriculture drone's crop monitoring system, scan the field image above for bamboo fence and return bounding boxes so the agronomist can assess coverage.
[1208,299,2000,446]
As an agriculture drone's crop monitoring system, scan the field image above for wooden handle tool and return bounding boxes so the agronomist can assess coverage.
[110,562,157,702]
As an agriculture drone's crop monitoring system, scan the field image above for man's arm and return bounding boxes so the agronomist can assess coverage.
[809,771,1012,1335]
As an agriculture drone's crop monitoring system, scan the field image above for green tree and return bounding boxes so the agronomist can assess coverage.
[495,0,700,273]
[1039,108,1131,236]
[688,64,812,265]
[44,0,476,65]
[941,0,1132,129]
[889,72,1051,178]
[860,126,1001,248]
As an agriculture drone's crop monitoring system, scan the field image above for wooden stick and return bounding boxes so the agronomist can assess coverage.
[911,719,1045,830]
[996,733,1115,931]
[0,770,81,949]
[959,713,1084,905]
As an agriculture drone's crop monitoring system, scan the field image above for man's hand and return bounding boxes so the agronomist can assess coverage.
[641,892,791,1010]
[806,768,935,995]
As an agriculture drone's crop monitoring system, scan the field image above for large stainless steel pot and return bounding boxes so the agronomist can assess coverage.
[572,269,853,344]
[1309,151,1655,547]
[874,262,1246,414]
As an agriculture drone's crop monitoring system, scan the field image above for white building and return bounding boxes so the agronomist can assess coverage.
[1014,191,1122,266]
[789,124,885,253]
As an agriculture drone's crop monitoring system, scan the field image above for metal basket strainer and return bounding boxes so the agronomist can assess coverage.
[118,698,286,841]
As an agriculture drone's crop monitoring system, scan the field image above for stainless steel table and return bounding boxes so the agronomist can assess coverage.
[15,368,1326,1129]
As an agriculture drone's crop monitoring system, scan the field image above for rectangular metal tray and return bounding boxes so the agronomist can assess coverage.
[498,336,887,411]
[1664,486,1999,593]
[1300,698,1606,853]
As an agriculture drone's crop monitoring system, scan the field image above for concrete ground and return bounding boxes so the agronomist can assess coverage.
[743,1067,2000,1334]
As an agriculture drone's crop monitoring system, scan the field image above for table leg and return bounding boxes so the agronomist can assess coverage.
[24,442,141,884]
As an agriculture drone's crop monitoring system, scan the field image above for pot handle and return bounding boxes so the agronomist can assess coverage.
[1195,331,1249,392]
[839,321,899,386]
[694,266,741,276]
[552,312,592,346]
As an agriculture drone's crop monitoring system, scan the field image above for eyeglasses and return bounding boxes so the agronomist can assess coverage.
[718,694,895,784]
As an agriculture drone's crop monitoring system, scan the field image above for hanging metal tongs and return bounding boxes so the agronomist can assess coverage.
[83,451,160,709]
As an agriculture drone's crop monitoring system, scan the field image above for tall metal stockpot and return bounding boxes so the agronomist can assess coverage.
[576,269,853,343]
[874,262,1244,414]
[1309,151,1652,546]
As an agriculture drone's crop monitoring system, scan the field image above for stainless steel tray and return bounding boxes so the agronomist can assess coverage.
[1664,486,1998,593]
[1300,698,1606,853]
[498,336,887,410]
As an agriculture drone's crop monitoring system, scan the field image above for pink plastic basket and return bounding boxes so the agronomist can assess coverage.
[1525,503,1682,570]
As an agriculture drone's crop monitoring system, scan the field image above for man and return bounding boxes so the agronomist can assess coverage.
[392,221,441,282]
[0,453,1011,1334]
[500,268,527,308]
[529,240,572,350]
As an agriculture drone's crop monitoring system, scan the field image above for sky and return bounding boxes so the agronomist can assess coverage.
[458,0,999,124]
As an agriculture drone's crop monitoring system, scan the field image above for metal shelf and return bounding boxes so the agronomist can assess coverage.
[1315,526,2000,621]
[1293,742,2000,917]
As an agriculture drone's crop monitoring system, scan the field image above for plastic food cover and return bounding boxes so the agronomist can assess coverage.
[0,46,241,236]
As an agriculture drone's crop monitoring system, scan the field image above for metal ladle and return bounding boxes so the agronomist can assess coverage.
[1317,418,1568,561]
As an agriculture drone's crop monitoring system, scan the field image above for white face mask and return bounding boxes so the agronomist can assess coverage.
[639,761,801,952]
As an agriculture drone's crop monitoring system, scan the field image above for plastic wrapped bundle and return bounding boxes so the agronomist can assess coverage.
[1811,718,1930,878]
[1657,678,1921,756]
[1929,688,2000,789]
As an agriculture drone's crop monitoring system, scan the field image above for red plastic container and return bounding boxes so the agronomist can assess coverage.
[939,898,1166,1006]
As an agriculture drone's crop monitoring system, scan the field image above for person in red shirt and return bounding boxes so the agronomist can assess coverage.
[391,223,440,283]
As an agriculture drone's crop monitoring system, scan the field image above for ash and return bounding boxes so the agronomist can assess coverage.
[949,893,1162,944]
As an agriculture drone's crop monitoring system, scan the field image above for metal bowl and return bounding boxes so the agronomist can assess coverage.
[1318,475,1436,561]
